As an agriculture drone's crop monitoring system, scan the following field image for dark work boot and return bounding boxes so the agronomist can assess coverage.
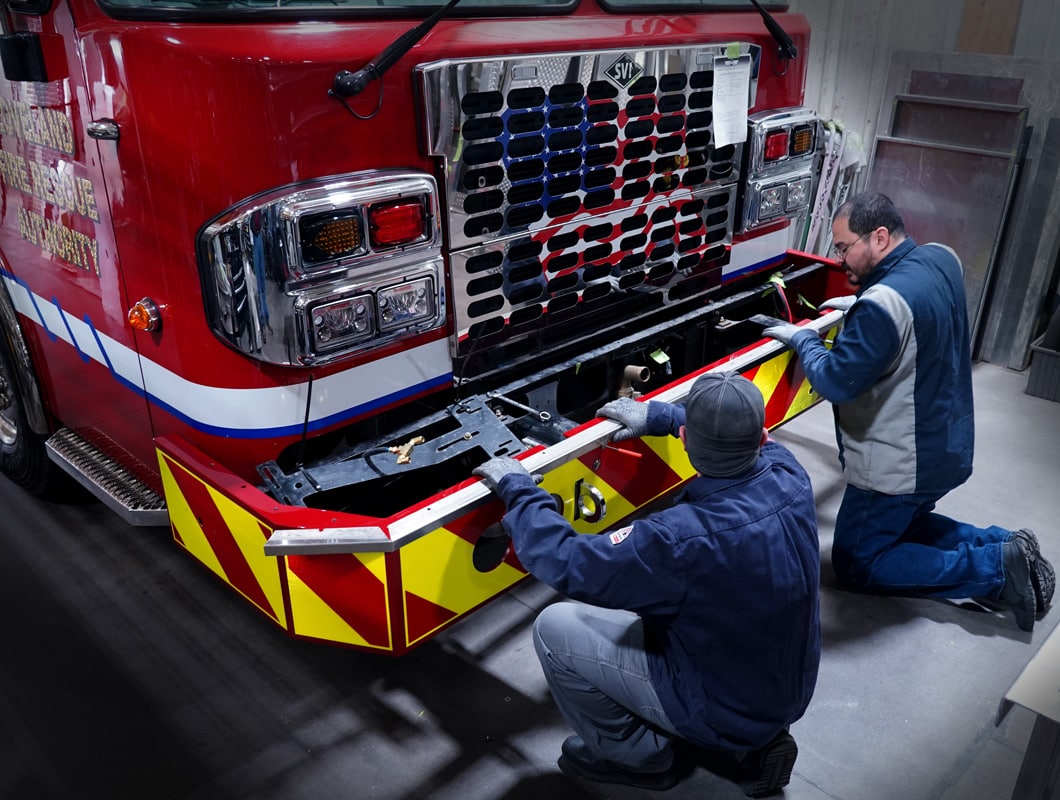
[1014,529,1055,615]
[737,729,798,798]
[999,537,1036,632]
[557,735,679,791]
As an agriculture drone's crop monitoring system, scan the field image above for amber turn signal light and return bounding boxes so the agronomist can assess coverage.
[128,297,161,332]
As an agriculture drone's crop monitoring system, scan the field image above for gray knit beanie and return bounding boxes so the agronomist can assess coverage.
[683,371,766,477]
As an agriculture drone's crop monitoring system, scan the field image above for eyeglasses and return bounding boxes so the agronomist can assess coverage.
[832,233,870,260]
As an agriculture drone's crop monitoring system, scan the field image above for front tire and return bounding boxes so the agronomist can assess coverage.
[0,329,61,496]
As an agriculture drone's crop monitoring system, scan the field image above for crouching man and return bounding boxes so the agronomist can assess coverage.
[473,371,821,796]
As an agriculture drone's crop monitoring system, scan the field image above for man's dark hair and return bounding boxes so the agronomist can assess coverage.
[836,192,906,237]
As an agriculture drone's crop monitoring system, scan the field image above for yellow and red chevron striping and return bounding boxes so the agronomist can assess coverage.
[159,451,287,627]
[286,554,393,649]
[579,437,682,508]
[155,328,837,654]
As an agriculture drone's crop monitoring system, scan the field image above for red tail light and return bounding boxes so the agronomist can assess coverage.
[764,130,790,162]
[369,200,427,248]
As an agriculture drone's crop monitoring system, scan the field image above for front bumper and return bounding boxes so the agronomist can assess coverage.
[155,309,840,655]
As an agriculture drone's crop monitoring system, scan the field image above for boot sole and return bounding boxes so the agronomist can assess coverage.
[742,736,797,798]
[1032,556,1056,616]
[1017,530,1055,615]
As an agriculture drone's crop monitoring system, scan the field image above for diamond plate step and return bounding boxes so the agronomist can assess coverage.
[46,428,168,526]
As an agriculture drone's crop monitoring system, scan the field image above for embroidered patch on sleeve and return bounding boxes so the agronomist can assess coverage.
[608,525,633,545]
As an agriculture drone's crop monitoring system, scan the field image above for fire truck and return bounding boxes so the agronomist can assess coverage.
[0,0,848,654]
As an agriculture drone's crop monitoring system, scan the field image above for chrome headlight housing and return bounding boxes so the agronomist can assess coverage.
[739,107,819,232]
[199,172,445,366]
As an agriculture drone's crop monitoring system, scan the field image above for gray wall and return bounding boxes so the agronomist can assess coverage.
[789,0,1060,159]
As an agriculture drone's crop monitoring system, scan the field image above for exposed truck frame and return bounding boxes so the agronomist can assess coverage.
[0,0,848,653]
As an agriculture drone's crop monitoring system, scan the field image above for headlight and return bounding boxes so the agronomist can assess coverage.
[310,294,374,353]
[759,185,785,218]
[378,277,436,331]
[786,177,812,211]
[198,172,445,366]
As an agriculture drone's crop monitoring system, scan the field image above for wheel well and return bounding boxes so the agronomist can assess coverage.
[0,271,49,436]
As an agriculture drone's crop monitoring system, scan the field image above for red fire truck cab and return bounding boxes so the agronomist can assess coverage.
[0,0,849,653]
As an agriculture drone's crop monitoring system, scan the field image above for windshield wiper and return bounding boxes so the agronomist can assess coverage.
[331,0,463,99]
[748,0,798,61]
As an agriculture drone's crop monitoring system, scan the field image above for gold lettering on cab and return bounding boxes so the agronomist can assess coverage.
[27,161,99,221]
[0,148,30,192]
[17,207,100,275]
[0,151,100,222]
[0,97,75,155]
[0,97,102,275]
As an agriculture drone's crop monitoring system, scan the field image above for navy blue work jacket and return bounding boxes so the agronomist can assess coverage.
[789,237,975,495]
[494,440,821,750]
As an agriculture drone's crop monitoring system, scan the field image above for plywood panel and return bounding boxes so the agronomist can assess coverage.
[869,136,1022,338]
[957,0,1022,55]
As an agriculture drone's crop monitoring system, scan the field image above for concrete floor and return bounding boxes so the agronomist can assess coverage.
[1,362,1057,800]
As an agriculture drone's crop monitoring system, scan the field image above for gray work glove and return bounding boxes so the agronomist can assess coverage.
[820,295,856,313]
[763,322,806,347]
[473,457,533,494]
[596,398,650,441]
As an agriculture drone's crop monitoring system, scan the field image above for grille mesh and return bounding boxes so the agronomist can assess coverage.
[455,74,737,243]
[419,45,759,374]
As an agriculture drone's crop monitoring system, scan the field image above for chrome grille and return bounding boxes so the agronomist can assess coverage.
[419,44,759,372]
[450,191,736,341]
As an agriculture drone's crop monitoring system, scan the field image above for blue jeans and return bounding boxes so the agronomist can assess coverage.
[831,484,1012,598]
[532,601,677,772]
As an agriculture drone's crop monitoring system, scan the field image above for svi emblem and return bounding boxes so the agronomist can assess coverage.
[604,54,642,90]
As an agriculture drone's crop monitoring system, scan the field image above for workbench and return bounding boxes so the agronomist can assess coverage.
[998,623,1060,799]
